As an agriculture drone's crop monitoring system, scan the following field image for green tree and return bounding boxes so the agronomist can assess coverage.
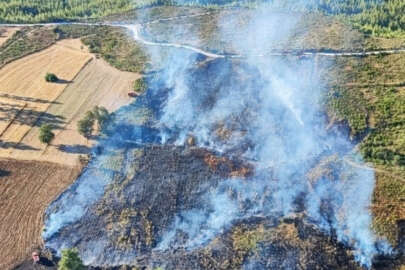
[58,248,85,270]
[45,72,58,82]
[92,106,110,130]
[77,111,95,138]
[39,124,54,144]
[133,77,147,93]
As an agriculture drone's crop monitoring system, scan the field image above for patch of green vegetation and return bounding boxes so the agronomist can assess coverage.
[361,87,404,167]
[349,0,405,37]
[53,24,98,39]
[0,0,159,23]
[77,106,110,138]
[45,72,58,82]
[81,26,148,73]
[39,124,55,144]
[58,248,85,270]
[327,85,369,136]
[133,77,147,93]
[77,111,95,139]
[0,26,58,68]
[326,53,405,243]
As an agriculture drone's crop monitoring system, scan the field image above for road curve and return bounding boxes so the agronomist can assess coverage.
[124,24,225,58]
[1,13,405,59]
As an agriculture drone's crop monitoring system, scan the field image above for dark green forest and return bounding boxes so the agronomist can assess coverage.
[0,0,404,37]
[0,0,158,23]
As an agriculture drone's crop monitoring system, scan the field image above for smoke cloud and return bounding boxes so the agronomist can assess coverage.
[43,1,391,268]
[145,4,390,268]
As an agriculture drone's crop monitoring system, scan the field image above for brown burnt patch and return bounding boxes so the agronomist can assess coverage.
[202,150,253,178]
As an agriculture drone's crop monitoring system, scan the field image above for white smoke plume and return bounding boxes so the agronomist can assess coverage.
[147,3,390,268]
[42,1,392,268]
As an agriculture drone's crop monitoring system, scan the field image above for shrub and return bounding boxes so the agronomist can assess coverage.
[58,248,85,270]
[92,106,110,130]
[45,72,58,82]
[77,107,110,138]
[77,111,95,138]
[133,77,147,93]
[39,124,54,144]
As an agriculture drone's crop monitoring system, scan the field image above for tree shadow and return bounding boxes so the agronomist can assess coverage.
[0,93,62,105]
[0,169,10,177]
[87,134,101,140]
[0,140,39,150]
[55,78,73,84]
[38,256,55,267]
[0,108,66,130]
[58,144,91,154]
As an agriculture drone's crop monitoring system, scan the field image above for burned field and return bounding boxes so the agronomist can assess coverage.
[41,56,404,269]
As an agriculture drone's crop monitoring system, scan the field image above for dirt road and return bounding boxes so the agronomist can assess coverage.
[2,13,405,60]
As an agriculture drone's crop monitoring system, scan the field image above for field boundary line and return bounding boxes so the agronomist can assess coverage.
[0,102,27,138]
[17,56,94,149]
[0,41,57,71]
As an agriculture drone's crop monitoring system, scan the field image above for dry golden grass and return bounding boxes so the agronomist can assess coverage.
[0,39,91,150]
[0,38,138,166]
[20,57,139,165]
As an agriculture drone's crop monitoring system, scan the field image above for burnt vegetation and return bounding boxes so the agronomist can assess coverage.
[41,58,405,270]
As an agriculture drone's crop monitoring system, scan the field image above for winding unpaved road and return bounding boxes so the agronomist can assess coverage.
[1,11,405,59]
[344,157,405,183]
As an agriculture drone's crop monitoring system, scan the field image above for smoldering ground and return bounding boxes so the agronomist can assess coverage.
[42,2,394,269]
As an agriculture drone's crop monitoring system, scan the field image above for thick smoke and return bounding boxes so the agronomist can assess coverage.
[43,1,390,269]
[146,5,389,268]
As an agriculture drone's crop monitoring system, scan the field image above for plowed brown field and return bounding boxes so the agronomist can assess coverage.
[0,158,82,270]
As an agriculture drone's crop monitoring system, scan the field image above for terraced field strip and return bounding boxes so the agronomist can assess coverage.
[0,39,92,158]
[0,158,82,270]
[0,97,25,136]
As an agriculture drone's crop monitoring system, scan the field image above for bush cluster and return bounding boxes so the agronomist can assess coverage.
[45,72,58,82]
[77,106,110,138]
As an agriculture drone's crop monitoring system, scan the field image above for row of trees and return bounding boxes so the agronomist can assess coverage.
[0,0,158,23]
[39,106,110,144]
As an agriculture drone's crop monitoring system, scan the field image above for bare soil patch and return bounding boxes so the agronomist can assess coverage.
[0,27,19,46]
[0,158,82,270]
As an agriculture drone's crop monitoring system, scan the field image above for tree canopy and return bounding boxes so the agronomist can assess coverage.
[39,124,54,144]
[58,248,85,270]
